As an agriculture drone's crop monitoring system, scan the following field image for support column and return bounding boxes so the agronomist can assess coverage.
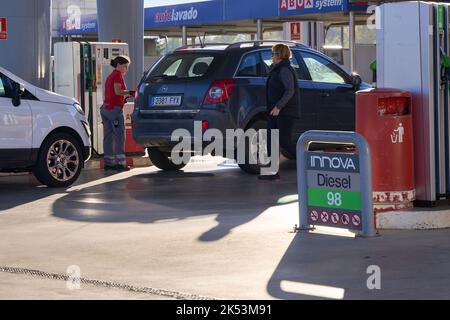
[0,0,51,89]
[97,0,144,89]
[349,11,356,73]
[182,25,188,47]
[256,19,263,40]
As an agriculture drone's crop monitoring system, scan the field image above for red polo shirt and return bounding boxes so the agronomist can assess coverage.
[104,70,127,109]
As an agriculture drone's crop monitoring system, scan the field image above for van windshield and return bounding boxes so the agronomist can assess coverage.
[147,53,217,80]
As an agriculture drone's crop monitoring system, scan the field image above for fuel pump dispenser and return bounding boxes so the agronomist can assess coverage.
[377,1,450,206]
[54,41,129,156]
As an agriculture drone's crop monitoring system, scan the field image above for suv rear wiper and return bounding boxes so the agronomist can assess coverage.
[148,74,179,81]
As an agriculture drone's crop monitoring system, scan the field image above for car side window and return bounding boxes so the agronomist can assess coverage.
[0,76,5,98]
[300,52,348,84]
[236,52,261,77]
[0,73,14,98]
[188,57,214,78]
[163,59,182,76]
[261,50,307,80]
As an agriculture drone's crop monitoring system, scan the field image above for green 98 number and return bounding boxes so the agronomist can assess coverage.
[327,192,342,207]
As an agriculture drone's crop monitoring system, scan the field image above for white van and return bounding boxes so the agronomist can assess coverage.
[0,66,91,187]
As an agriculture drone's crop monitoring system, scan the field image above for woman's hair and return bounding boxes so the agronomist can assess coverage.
[272,44,292,61]
[110,55,131,68]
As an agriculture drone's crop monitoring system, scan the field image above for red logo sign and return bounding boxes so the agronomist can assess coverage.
[279,0,314,10]
[290,22,301,41]
[0,17,7,40]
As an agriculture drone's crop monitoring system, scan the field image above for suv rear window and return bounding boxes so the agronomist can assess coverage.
[148,53,217,79]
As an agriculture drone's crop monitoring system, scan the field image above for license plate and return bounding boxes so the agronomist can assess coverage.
[151,95,182,107]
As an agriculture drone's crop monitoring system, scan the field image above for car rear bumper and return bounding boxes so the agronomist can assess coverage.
[132,109,235,150]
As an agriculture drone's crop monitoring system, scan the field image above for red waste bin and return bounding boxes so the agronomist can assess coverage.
[123,103,145,156]
[356,88,415,212]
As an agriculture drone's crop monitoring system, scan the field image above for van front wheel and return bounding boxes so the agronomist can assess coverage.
[34,133,83,188]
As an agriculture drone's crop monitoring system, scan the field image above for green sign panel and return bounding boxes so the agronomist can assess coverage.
[307,188,362,211]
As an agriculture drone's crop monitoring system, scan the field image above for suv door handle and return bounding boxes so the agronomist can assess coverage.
[321,92,330,98]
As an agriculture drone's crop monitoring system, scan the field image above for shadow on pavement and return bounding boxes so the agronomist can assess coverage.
[51,159,298,242]
[267,228,450,300]
[0,169,127,212]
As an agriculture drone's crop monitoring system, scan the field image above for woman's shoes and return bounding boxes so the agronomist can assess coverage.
[116,165,131,172]
[104,165,131,172]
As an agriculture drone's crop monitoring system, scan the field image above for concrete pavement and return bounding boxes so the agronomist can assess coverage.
[1,156,450,299]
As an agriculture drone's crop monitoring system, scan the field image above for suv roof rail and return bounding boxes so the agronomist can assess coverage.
[226,40,307,50]
[174,43,231,51]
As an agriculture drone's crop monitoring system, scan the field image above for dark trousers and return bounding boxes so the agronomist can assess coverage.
[267,115,296,165]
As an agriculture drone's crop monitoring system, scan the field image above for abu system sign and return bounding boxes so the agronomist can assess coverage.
[155,7,198,23]
[279,0,343,10]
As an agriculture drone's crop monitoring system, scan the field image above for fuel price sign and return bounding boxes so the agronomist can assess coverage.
[306,152,362,230]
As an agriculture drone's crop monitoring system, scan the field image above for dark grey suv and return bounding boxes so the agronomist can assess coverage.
[132,41,370,174]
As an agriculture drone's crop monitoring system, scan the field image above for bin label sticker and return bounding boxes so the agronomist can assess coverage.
[391,123,405,144]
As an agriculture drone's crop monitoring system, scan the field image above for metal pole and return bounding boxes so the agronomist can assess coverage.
[444,6,450,194]
[257,19,263,40]
[97,0,144,90]
[182,25,188,47]
[349,11,356,73]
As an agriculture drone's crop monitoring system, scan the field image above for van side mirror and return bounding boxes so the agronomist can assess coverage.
[351,73,362,91]
[11,82,24,107]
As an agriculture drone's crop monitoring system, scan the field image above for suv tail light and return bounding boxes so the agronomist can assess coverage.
[203,79,236,105]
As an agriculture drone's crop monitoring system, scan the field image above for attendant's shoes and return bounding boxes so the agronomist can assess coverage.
[115,165,131,172]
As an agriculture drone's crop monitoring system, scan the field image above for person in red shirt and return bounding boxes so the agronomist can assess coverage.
[101,55,135,171]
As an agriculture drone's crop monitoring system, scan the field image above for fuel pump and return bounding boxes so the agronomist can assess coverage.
[53,41,129,156]
[377,1,450,204]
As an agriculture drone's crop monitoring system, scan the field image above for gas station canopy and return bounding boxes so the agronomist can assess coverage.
[60,0,371,37]
[144,0,368,36]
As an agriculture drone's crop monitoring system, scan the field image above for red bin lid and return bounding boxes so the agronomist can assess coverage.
[356,88,412,97]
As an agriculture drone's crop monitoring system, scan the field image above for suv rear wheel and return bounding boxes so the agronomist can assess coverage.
[148,147,189,171]
[34,133,83,188]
